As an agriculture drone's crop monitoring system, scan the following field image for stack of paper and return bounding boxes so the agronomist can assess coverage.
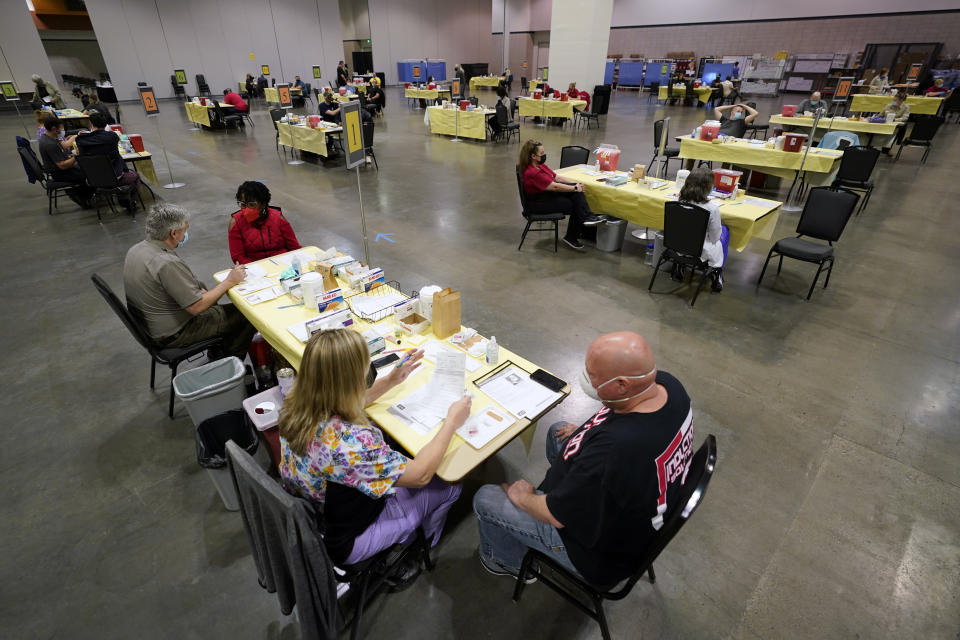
[477,365,562,420]
[390,351,466,435]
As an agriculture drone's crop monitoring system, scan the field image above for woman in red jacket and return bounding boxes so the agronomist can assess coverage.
[228,181,301,264]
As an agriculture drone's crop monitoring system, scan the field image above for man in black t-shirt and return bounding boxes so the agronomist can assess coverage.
[713,102,758,138]
[37,116,94,208]
[473,332,695,588]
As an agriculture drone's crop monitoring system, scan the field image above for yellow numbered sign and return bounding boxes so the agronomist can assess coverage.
[1,81,18,101]
[413,65,421,80]
[261,65,270,76]
[174,69,187,85]
[345,109,362,153]
[340,100,366,169]
[312,65,321,79]
[452,79,461,95]
[278,84,291,107]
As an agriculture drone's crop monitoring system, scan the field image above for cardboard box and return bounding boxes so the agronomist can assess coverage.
[398,312,429,335]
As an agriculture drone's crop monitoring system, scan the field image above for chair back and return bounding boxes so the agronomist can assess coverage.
[269,108,285,131]
[361,120,375,151]
[663,202,710,258]
[559,145,590,168]
[18,146,46,184]
[908,115,943,142]
[648,81,660,94]
[836,145,879,183]
[796,187,858,242]
[226,441,342,638]
[90,273,157,354]
[510,97,518,118]
[624,435,717,592]
[469,96,479,106]
[942,88,960,113]
[521,77,528,91]
[652,118,668,153]
[819,130,860,150]
[496,102,509,128]
[76,155,120,189]
[515,165,529,213]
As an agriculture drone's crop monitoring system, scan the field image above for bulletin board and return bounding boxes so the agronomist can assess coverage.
[617,61,644,86]
[642,61,671,87]
[604,60,616,86]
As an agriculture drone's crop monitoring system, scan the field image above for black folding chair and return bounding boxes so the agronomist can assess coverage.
[650,119,680,178]
[75,155,142,221]
[757,187,859,300]
[647,81,660,104]
[513,435,717,640]
[942,88,960,123]
[648,202,719,306]
[576,94,603,130]
[894,115,943,164]
[18,145,76,216]
[270,108,287,155]
[559,145,590,168]
[171,75,186,100]
[520,76,529,95]
[361,120,378,171]
[195,74,211,97]
[212,101,243,130]
[495,103,520,143]
[744,102,768,139]
[832,145,880,214]
[516,166,564,252]
[91,274,222,418]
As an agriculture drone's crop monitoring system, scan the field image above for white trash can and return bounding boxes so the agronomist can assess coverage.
[173,357,247,427]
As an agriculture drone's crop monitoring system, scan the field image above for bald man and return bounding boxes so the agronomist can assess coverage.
[473,331,694,588]
[796,91,825,116]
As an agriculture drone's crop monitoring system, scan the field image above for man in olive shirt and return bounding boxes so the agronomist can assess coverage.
[123,203,254,359]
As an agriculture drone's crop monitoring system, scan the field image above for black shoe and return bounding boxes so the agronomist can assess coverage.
[562,237,586,251]
[385,556,422,592]
[671,263,685,282]
[711,270,724,292]
[479,553,537,584]
[581,214,604,226]
[881,147,891,156]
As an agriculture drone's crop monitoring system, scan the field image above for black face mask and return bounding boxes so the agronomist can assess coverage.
[538,153,547,164]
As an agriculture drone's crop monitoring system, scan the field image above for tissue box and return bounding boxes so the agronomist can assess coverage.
[362,329,385,355]
[398,312,429,335]
[316,288,343,313]
[281,271,323,301]
[328,255,356,275]
[305,308,353,335]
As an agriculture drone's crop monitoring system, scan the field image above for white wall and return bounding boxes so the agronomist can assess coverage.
[339,0,370,40]
[40,31,108,82]
[0,0,57,94]
[610,0,960,25]
[492,0,550,32]
[368,0,492,84]
[85,0,343,101]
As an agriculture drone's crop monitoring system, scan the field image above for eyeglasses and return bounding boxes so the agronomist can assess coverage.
[237,200,259,208]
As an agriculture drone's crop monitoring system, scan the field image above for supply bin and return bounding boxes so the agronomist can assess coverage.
[781,105,797,117]
[243,386,284,467]
[595,144,621,172]
[700,120,720,141]
[128,134,144,152]
[173,357,247,427]
[784,133,807,152]
[596,218,627,252]
[713,169,743,194]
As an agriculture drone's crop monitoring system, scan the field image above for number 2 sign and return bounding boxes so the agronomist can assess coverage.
[139,86,159,115]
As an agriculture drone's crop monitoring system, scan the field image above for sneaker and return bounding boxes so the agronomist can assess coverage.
[581,214,604,226]
[562,237,586,251]
[479,553,537,584]
[711,271,724,292]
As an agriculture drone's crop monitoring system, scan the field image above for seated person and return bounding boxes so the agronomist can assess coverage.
[673,167,729,292]
[75,111,141,211]
[720,76,736,104]
[880,91,911,153]
[519,140,603,251]
[37,115,94,208]
[123,203,255,360]
[419,75,436,108]
[923,77,950,97]
[292,75,304,89]
[567,82,591,110]
[35,109,49,139]
[365,81,385,115]
[82,94,114,123]
[796,91,825,116]
[713,103,758,138]
[245,73,258,98]
[279,328,469,568]
[869,68,889,95]
[222,88,248,113]
[473,331,695,588]
[229,181,301,264]
[319,91,342,123]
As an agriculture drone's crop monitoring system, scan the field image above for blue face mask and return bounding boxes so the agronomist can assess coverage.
[810,101,820,107]
[733,112,744,120]
[176,230,189,248]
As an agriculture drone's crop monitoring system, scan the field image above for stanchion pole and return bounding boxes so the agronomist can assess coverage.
[12,100,30,137]
[782,107,824,211]
[152,116,184,189]
[356,165,370,265]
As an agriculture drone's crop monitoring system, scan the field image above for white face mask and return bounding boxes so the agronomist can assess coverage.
[579,366,657,403]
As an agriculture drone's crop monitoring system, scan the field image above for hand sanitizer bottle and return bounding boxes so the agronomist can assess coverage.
[486,336,499,365]
[291,256,301,277]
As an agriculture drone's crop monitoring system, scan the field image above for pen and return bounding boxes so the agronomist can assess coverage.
[395,350,414,368]
[269,259,279,265]
[276,303,302,309]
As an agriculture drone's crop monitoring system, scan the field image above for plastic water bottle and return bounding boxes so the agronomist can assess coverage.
[291,256,301,276]
[644,243,655,266]
[486,336,499,366]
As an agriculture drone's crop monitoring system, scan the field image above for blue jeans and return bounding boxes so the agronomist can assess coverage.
[472,421,581,576]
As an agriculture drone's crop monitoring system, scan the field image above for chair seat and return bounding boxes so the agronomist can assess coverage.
[836,178,872,189]
[663,147,680,157]
[774,237,835,261]
[46,180,75,189]
[505,122,520,130]
[154,337,222,364]
[523,211,565,222]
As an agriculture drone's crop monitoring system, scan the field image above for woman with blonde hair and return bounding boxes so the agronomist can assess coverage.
[279,329,471,568]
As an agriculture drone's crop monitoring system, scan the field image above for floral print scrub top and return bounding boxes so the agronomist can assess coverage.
[280,415,408,502]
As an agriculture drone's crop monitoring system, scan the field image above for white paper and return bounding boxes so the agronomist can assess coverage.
[478,366,562,420]
[422,339,482,372]
[214,263,267,283]
[351,292,407,319]
[390,351,466,435]
[272,250,315,267]
[234,277,275,296]
[457,405,515,449]
[245,286,284,305]
[745,197,771,207]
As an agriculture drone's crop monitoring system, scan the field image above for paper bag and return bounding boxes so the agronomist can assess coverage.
[431,288,461,339]
[314,261,339,292]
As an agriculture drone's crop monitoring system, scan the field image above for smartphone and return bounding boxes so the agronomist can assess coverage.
[372,353,400,368]
[530,368,565,392]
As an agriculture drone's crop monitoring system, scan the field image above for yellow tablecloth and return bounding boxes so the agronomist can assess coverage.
[679,137,843,181]
[529,80,542,92]
[427,106,493,140]
[348,82,367,94]
[215,248,569,481]
[768,115,900,137]
[264,87,279,103]
[122,151,157,184]
[276,122,341,157]
[849,94,943,115]
[184,102,210,127]
[470,76,502,90]
[517,97,587,120]
[658,85,714,105]
[556,167,781,252]
[405,87,452,100]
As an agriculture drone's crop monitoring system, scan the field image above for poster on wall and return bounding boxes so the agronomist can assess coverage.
[1,81,18,101]
[261,65,270,76]
[312,65,321,79]
[174,69,187,85]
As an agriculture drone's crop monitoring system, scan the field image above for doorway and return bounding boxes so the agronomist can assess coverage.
[352,52,374,76]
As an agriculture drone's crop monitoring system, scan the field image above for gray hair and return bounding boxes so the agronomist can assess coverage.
[31,75,42,83]
[145,203,190,241]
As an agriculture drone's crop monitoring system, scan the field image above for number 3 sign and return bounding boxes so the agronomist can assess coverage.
[139,86,159,115]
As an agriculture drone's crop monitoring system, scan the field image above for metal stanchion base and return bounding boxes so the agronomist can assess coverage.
[163,182,185,189]
[287,159,305,165]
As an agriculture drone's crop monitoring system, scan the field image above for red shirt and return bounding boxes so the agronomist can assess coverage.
[228,207,301,264]
[924,85,947,96]
[522,163,557,194]
[223,91,248,112]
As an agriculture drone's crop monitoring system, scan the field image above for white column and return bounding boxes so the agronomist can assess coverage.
[546,0,613,91]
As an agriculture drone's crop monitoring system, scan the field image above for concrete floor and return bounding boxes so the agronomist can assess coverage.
[2,87,958,640]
